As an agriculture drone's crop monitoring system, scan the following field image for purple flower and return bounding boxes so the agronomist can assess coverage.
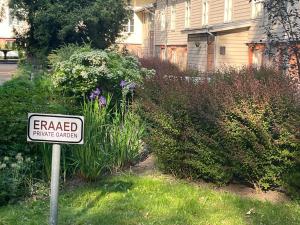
[89,92,96,100]
[120,80,127,88]
[93,88,101,96]
[99,96,106,107]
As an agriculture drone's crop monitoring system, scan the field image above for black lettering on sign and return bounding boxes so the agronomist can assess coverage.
[56,122,63,131]
[64,122,70,131]
[34,120,40,129]
[41,120,47,130]
[48,121,55,131]
[71,123,77,132]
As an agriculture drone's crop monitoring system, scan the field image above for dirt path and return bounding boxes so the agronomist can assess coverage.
[0,63,17,84]
[131,155,290,204]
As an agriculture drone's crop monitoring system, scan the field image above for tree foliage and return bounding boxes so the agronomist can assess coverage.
[9,0,129,56]
[253,0,300,78]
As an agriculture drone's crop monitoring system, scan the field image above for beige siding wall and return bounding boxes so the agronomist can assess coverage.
[155,0,187,46]
[209,0,224,24]
[134,0,155,7]
[215,28,249,68]
[187,0,252,28]
[248,20,266,43]
[190,0,202,28]
[233,0,251,21]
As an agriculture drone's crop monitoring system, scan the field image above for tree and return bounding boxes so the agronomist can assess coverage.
[253,0,300,78]
[0,1,6,22]
[9,0,129,56]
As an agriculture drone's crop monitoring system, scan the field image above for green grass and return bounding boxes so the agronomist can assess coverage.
[0,174,299,225]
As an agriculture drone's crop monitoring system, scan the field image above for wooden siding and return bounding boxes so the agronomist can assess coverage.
[187,34,208,71]
[215,28,249,68]
[155,0,187,46]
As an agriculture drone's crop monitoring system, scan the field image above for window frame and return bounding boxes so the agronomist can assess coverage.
[170,3,176,31]
[124,10,135,33]
[202,0,209,26]
[252,0,264,19]
[224,0,232,23]
[185,0,191,28]
[161,9,166,31]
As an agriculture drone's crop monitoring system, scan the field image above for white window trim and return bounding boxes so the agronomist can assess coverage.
[224,0,232,23]
[252,0,264,19]
[202,0,209,26]
[185,0,191,28]
[161,9,166,31]
[170,3,176,30]
[124,10,134,33]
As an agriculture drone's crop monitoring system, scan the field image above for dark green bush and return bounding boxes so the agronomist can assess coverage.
[0,65,78,204]
[139,61,300,189]
[0,73,77,157]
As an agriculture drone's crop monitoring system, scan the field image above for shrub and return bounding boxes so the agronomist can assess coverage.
[0,64,78,204]
[51,49,154,99]
[0,71,77,158]
[0,153,34,205]
[48,44,92,65]
[140,62,300,189]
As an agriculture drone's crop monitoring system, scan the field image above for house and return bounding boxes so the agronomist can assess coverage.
[118,0,156,58]
[120,0,267,71]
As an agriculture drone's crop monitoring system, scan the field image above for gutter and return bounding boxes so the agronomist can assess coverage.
[182,19,253,35]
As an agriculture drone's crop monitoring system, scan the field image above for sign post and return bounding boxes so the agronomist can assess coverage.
[49,144,61,225]
[27,113,84,225]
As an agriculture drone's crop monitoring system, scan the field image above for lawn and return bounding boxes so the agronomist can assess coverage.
[0,173,299,225]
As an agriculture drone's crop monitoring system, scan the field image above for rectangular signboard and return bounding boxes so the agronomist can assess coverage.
[27,113,84,144]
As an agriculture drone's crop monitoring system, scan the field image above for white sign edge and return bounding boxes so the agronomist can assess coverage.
[27,113,84,145]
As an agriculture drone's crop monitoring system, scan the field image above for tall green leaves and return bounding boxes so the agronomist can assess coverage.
[73,96,145,180]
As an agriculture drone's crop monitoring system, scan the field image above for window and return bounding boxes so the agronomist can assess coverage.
[124,10,134,33]
[224,0,232,23]
[253,49,263,68]
[220,46,226,55]
[202,0,208,26]
[161,9,166,31]
[252,0,264,19]
[185,0,191,28]
[170,3,176,30]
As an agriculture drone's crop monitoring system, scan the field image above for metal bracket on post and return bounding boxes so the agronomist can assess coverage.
[49,144,61,225]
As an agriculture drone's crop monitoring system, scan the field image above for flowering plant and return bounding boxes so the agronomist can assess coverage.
[0,153,34,205]
[51,48,154,98]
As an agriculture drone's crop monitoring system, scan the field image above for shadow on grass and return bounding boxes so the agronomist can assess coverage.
[60,177,300,225]
[2,176,299,225]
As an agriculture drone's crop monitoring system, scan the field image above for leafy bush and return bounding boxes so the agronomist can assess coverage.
[0,64,78,205]
[48,44,92,65]
[51,49,154,99]
[0,71,77,157]
[0,153,34,205]
[74,89,145,180]
[140,62,300,189]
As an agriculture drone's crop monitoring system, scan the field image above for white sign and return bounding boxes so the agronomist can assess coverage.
[27,113,84,144]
